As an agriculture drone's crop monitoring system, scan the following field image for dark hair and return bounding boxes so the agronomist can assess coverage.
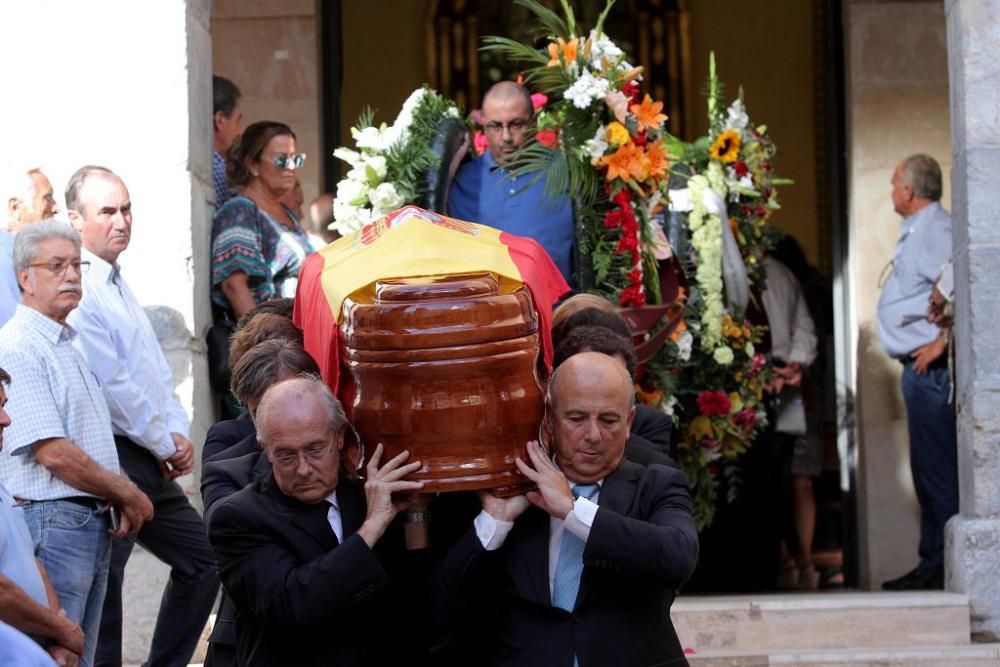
[213,76,241,116]
[554,307,632,348]
[553,325,638,380]
[65,165,116,214]
[228,312,303,369]
[230,339,319,406]
[0,366,10,386]
[235,298,295,332]
[226,121,296,188]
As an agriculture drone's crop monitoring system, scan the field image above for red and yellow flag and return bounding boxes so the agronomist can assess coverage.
[293,206,570,396]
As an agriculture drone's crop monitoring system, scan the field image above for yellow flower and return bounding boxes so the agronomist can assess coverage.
[547,37,579,68]
[605,121,631,146]
[709,129,742,163]
[689,415,715,441]
[729,392,744,413]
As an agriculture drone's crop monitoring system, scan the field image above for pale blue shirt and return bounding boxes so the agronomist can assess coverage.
[0,620,56,666]
[0,482,47,608]
[877,202,952,358]
[0,305,120,501]
[67,250,189,460]
[0,232,20,328]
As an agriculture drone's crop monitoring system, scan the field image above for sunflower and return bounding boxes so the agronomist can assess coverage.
[709,129,742,163]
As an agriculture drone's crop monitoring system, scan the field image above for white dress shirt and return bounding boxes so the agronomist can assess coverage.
[761,256,817,366]
[325,489,344,543]
[473,480,603,597]
[67,250,190,460]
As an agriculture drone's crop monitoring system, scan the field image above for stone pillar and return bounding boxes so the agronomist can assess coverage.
[945,0,1000,642]
[0,0,214,660]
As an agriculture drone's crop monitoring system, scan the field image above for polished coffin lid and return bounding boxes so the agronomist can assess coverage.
[342,272,544,494]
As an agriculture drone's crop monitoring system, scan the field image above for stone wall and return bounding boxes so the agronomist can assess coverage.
[843,0,951,588]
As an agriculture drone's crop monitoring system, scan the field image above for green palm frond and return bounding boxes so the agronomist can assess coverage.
[594,0,617,35]
[480,36,549,66]
[355,107,375,131]
[514,0,570,39]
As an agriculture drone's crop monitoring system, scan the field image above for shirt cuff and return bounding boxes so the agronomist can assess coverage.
[563,497,599,542]
[473,510,514,551]
[150,435,177,461]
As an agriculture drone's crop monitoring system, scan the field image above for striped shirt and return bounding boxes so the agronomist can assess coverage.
[0,305,120,501]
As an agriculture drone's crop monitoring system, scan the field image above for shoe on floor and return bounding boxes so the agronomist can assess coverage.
[881,567,944,591]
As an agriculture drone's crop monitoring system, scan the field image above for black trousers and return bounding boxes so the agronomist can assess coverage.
[96,437,220,667]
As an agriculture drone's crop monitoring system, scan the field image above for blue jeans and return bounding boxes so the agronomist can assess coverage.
[21,499,112,667]
[900,362,959,573]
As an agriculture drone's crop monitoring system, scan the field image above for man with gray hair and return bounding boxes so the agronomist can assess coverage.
[877,153,955,591]
[208,375,425,666]
[0,219,153,667]
[63,165,219,667]
[1,167,59,326]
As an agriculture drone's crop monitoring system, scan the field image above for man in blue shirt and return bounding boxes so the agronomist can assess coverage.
[876,154,955,591]
[448,82,576,287]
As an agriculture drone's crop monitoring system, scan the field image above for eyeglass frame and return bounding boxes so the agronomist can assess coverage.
[482,118,533,135]
[268,153,307,170]
[269,437,338,469]
[25,259,91,276]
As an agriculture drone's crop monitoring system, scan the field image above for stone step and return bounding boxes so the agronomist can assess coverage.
[673,592,971,652]
[688,643,1000,666]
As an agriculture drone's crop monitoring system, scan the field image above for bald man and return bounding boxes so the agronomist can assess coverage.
[447,81,576,287]
[437,352,698,666]
[1,168,59,326]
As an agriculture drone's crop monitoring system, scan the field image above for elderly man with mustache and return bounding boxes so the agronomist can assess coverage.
[0,219,153,667]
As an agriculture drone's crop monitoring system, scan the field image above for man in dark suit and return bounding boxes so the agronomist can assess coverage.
[207,375,425,667]
[438,352,698,666]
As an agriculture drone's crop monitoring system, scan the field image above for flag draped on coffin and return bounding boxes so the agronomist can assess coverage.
[293,205,571,404]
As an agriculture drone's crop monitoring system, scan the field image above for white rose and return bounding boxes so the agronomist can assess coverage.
[336,178,370,207]
[713,346,735,365]
[369,182,405,213]
[676,331,693,362]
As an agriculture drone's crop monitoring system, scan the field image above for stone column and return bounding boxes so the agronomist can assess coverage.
[944,0,1000,642]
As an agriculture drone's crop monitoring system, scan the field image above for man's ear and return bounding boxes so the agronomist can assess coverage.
[16,268,31,296]
[66,208,84,232]
[8,196,22,222]
[213,110,225,133]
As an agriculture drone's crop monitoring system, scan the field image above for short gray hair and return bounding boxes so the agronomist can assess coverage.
[64,165,117,214]
[13,219,81,277]
[255,375,347,445]
[901,154,942,201]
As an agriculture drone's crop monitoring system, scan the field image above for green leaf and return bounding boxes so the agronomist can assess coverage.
[365,164,379,186]
[513,0,569,39]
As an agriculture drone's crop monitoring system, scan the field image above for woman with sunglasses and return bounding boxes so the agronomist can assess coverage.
[211,120,314,321]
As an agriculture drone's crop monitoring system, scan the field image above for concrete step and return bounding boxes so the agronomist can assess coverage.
[673,592,971,652]
[687,643,1000,666]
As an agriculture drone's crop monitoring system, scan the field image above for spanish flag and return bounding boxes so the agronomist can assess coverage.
[293,206,570,398]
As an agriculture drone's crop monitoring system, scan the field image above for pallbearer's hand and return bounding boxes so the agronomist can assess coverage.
[515,440,575,520]
[358,444,424,547]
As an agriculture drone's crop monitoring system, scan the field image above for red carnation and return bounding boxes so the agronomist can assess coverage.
[603,209,625,229]
[613,189,633,207]
[696,390,731,417]
[537,128,558,149]
[733,161,749,178]
[622,80,640,102]
[632,130,648,147]
[734,408,758,431]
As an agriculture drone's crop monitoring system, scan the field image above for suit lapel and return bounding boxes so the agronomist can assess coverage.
[263,473,339,552]
[518,508,553,607]
[575,461,641,610]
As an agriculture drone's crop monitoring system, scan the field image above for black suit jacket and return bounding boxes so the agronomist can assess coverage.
[632,404,673,455]
[202,413,255,465]
[208,473,408,667]
[437,460,698,667]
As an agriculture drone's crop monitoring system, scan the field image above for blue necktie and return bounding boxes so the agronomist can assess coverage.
[552,483,599,612]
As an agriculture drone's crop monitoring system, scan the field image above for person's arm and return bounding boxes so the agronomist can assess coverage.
[34,438,153,536]
[36,560,58,613]
[0,573,83,654]
[219,272,256,320]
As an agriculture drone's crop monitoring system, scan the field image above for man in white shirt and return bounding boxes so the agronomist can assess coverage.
[439,352,699,666]
[0,219,153,667]
[64,166,218,667]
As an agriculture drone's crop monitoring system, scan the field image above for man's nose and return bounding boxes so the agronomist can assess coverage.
[295,453,311,476]
[0,408,11,429]
[584,418,601,442]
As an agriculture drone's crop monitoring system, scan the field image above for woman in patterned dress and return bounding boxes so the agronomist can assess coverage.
[211,121,314,320]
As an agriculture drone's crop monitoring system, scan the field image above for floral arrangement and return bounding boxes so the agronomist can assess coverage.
[482,0,670,307]
[647,53,787,528]
[332,86,461,235]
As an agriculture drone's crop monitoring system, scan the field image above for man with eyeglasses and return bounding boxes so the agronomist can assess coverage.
[208,375,426,666]
[62,166,219,667]
[2,167,60,327]
[0,219,153,667]
[448,81,576,287]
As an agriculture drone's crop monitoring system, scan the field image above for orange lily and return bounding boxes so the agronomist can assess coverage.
[600,143,648,182]
[547,37,579,68]
[644,141,669,181]
[630,94,668,132]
